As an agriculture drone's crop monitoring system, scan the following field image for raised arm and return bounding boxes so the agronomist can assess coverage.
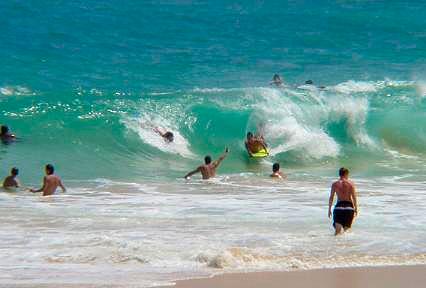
[153,127,165,137]
[30,176,46,193]
[261,140,268,150]
[213,148,229,168]
[245,142,253,156]
[184,166,201,179]
[328,183,336,218]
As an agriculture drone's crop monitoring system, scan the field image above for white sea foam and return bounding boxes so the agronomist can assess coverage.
[193,87,227,93]
[0,85,34,96]
[332,81,378,94]
[245,87,341,159]
[1,177,425,286]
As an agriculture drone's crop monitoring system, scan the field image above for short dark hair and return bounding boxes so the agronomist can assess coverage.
[246,132,253,139]
[272,163,280,172]
[204,155,212,164]
[11,167,19,175]
[164,132,174,142]
[46,164,54,174]
[305,80,313,85]
[339,167,349,177]
[1,125,9,135]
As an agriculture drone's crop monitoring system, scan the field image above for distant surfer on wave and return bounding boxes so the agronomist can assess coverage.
[245,132,268,157]
[153,127,174,143]
[184,148,229,180]
[270,74,283,86]
[328,167,359,235]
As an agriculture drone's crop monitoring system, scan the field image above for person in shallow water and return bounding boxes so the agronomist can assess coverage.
[153,127,174,143]
[270,163,286,179]
[245,132,268,156]
[30,164,66,196]
[328,167,359,235]
[0,125,16,143]
[184,148,229,180]
[270,74,283,86]
[2,167,20,189]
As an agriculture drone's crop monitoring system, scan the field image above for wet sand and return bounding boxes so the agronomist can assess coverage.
[164,265,426,288]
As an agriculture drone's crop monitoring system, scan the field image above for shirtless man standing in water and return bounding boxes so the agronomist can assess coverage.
[184,148,229,180]
[328,167,358,235]
[30,164,66,196]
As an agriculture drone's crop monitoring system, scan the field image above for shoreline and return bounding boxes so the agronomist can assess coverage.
[161,265,426,288]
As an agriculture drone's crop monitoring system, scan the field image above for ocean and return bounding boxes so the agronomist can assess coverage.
[1,1,425,287]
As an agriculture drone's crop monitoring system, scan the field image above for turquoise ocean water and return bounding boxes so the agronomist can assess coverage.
[1,1,426,287]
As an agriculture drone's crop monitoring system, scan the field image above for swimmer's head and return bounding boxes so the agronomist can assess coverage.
[1,125,9,135]
[305,80,313,85]
[204,155,212,164]
[11,167,19,176]
[273,74,280,80]
[164,131,174,142]
[272,163,280,172]
[246,132,253,140]
[339,167,349,177]
[45,164,55,175]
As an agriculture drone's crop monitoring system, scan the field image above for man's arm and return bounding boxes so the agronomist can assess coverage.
[30,176,46,193]
[351,183,358,216]
[184,167,201,179]
[153,127,165,137]
[260,140,268,150]
[213,148,229,168]
[59,179,66,192]
[328,183,336,218]
[245,142,252,156]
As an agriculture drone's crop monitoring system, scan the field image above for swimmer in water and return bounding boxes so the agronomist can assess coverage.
[184,148,229,180]
[30,164,66,196]
[153,127,174,143]
[2,167,20,189]
[0,125,16,143]
[270,163,286,179]
[328,167,359,235]
[270,74,283,86]
[245,132,268,157]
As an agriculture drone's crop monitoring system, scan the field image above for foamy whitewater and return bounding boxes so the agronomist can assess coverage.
[1,1,426,287]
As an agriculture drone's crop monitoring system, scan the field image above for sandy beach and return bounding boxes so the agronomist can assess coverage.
[164,265,426,288]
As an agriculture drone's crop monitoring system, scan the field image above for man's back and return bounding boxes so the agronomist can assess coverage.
[332,179,354,202]
[43,175,62,196]
[3,176,18,188]
[199,164,216,180]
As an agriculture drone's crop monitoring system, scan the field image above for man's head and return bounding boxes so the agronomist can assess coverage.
[273,74,280,80]
[164,131,174,142]
[204,155,212,165]
[1,125,9,135]
[305,80,313,85]
[272,163,280,173]
[246,132,253,140]
[45,164,55,175]
[339,167,349,178]
[11,167,19,176]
